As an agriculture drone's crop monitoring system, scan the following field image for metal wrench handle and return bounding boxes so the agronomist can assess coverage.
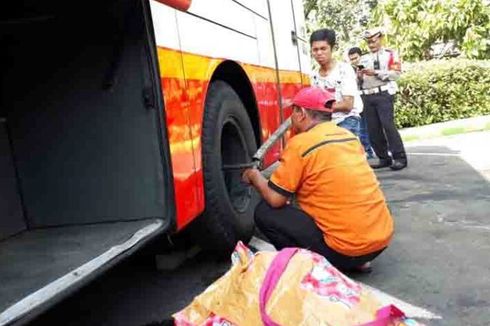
[222,117,291,171]
[252,117,291,165]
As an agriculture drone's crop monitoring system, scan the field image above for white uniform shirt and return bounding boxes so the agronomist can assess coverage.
[311,62,363,124]
[360,48,401,94]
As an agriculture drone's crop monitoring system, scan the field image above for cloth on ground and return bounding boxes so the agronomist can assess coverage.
[173,242,424,326]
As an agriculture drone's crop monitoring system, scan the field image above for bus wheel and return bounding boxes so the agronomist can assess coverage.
[195,80,258,254]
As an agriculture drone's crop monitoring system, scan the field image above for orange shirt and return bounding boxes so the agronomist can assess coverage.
[269,121,393,256]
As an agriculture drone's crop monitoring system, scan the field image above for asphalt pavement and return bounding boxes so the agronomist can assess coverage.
[356,131,490,325]
[30,131,490,326]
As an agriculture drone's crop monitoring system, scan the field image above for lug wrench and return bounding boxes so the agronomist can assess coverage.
[222,117,291,171]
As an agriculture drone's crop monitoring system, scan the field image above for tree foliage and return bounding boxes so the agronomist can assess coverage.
[303,0,377,53]
[371,0,490,61]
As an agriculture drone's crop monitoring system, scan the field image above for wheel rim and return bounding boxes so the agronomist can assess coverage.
[221,117,252,213]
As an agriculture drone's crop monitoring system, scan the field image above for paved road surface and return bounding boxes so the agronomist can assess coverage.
[30,131,490,326]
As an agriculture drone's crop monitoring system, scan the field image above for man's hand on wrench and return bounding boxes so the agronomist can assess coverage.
[241,167,288,208]
[241,168,261,185]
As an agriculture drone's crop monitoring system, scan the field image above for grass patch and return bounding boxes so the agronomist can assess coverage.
[441,127,466,136]
[402,134,420,142]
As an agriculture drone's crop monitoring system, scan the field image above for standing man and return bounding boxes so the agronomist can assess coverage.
[359,28,407,170]
[310,29,364,138]
[242,87,394,272]
[348,47,375,159]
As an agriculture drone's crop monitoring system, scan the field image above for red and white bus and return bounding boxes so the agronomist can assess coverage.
[0,0,309,324]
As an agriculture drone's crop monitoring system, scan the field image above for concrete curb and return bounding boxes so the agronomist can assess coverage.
[399,115,490,142]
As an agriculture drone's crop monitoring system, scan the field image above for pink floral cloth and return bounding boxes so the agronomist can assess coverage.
[300,250,362,308]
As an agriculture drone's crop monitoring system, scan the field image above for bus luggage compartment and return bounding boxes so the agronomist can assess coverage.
[0,0,173,324]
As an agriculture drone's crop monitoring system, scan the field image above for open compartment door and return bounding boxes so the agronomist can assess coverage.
[0,0,175,324]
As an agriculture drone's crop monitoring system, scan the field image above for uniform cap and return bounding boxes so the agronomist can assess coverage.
[363,27,385,39]
[291,87,336,112]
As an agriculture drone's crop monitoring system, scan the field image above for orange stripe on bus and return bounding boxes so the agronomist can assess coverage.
[156,47,309,84]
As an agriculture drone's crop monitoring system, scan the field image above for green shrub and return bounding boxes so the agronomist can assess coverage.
[394,59,490,128]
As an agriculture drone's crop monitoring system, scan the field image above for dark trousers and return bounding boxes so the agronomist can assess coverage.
[254,201,385,271]
[362,92,406,160]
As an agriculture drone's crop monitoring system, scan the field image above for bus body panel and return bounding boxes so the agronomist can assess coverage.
[149,0,309,229]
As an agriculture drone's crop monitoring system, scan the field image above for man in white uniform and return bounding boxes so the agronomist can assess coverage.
[359,27,407,170]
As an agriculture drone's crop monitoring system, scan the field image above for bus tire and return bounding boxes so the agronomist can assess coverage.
[195,80,258,254]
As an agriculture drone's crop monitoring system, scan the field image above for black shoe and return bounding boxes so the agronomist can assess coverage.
[390,159,407,171]
[369,158,392,169]
[343,262,373,274]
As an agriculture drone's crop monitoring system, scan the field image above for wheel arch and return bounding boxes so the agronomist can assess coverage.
[209,60,261,148]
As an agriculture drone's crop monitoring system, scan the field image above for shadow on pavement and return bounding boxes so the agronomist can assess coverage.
[30,246,230,326]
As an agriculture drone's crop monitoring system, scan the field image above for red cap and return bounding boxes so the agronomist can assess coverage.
[291,87,336,112]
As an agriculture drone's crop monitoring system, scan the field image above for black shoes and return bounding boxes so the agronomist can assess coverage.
[369,157,407,170]
[390,159,408,171]
[369,158,392,169]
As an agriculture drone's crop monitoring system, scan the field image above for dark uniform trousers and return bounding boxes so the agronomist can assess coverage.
[254,201,385,271]
[362,91,406,160]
